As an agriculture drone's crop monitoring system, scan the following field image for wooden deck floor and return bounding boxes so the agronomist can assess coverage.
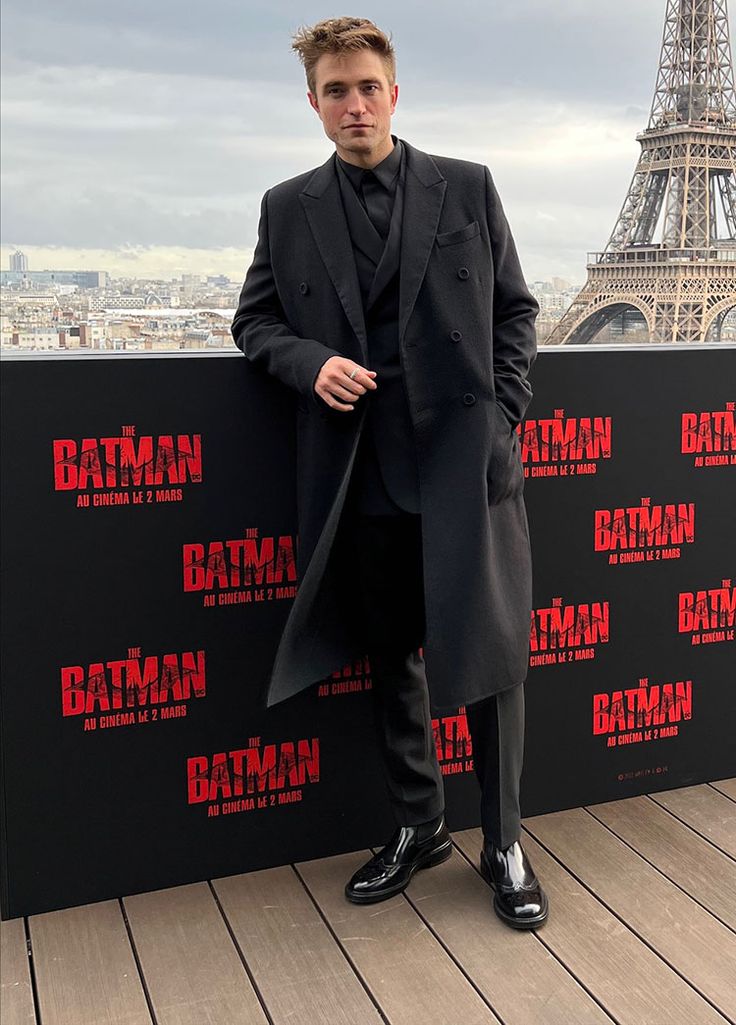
[2,780,735,1025]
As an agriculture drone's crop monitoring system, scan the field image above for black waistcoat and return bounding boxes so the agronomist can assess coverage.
[336,148,421,516]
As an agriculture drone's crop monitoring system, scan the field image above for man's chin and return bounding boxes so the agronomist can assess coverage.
[340,134,372,150]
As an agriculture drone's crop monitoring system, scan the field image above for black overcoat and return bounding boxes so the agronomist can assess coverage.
[231,137,539,711]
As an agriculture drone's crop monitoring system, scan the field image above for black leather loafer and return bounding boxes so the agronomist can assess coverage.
[345,818,453,904]
[480,838,549,929]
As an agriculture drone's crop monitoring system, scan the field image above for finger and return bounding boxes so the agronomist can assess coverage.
[327,396,355,411]
[316,384,354,410]
[344,368,378,390]
[330,383,363,402]
[339,379,367,396]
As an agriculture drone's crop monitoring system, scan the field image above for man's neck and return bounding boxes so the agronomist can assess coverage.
[336,135,395,170]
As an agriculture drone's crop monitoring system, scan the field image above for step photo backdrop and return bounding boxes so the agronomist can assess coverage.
[1,346,734,918]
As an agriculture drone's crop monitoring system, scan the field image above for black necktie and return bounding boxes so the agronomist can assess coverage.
[360,170,391,241]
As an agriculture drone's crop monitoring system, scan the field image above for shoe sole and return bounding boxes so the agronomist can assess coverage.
[480,851,549,930]
[345,839,453,905]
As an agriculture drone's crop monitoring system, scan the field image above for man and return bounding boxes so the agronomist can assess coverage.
[231,16,548,929]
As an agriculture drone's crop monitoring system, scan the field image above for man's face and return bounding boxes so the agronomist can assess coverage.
[307,49,398,167]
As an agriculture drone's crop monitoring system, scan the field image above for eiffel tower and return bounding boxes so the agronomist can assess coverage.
[548,0,736,344]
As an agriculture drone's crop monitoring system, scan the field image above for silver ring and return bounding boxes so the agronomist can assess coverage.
[349,368,358,380]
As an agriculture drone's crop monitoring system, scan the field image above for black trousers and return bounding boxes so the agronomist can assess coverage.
[332,501,525,849]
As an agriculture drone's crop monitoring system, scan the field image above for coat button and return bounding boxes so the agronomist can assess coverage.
[463,392,476,406]
[450,330,462,342]
[457,267,470,280]
[299,281,309,295]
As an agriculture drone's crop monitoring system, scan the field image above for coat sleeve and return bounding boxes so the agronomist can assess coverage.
[230,188,342,408]
[483,166,539,426]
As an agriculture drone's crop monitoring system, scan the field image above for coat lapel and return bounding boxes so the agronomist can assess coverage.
[397,139,447,344]
[299,155,367,361]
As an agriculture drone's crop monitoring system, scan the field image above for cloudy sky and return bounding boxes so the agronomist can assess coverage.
[2,1,731,283]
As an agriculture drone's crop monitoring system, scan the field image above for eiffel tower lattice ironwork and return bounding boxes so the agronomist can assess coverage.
[548,0,736,344]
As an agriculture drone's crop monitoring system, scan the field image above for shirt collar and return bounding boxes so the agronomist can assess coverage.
[336,135,402,192]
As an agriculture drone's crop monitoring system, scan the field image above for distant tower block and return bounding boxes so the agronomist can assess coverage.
[548,0,736,344]
[9,250,28,272]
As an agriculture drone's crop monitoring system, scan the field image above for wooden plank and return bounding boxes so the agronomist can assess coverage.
[649,784,736,858]
[524,806,736,1020]
[297,848,499,1025]
[454,828,727,1025]
[402,842,613,1025]
[0,917,36,1025]
[28,900,151,1025]
[587,795,736,929]
[708,777,736,802]
[213,865,384,1025]
[123,882,268,1025]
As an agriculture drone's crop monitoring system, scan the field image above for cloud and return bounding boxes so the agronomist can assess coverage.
[2,0,667,99]
[1,0,732,281]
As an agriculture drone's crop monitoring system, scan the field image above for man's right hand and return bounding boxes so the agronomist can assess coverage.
[315,356,378,412]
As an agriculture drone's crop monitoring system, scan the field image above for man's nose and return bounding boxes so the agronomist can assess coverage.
[346,90,368,114]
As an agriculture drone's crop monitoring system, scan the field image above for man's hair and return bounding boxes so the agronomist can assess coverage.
[291,17,395,95]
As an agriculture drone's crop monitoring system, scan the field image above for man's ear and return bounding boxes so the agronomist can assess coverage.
[307,91,320,116]
[390,83,399,115]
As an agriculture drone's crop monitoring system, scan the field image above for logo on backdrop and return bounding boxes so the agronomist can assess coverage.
[183,527,297,607]
[594,497,695,564]
[529,596,610,667]
[681,402,735,468]
[61,646,206,731]
[187,735,320,817]
[52,426,202,507]
[433,709,474,776]
[679,578,735,646]
[593,675,692,747]
[317,657,373,698]
[520,408,612,478]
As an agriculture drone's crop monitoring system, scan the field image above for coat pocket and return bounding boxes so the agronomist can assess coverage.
[487,404,523,505]
[435,220,480,247]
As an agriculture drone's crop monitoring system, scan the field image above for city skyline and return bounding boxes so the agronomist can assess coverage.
[2,2,733,282]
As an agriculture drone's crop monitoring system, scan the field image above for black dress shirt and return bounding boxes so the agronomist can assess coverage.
[336,136,403,240]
